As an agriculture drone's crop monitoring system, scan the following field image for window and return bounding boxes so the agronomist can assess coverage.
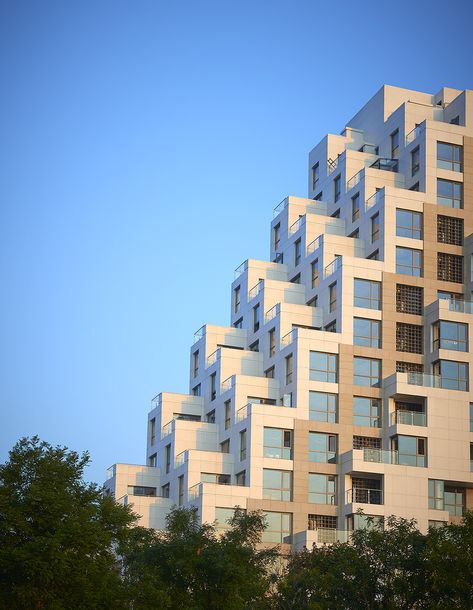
[396,284,423,315]
[253,303,260,332]
[396,247,422,276]
[410,182,420,192]
[349,514,384,531]
[192,384,201,396]
[240,429,247,461]
[354,357,381,387]
[438,253,463,283]
[353,436,382,450]
[450,115,460,125]
[444,487,465,517]
[349,228,360,238]
[150,418,156,445]
[470,403,473,432]
[392,435,426,467]
[294,238,301,266]
[215,507,237,533]
[263,428,292,459]
[354,318,381,348]
[311,259,319,288]
[206,409,215,423]
[165,444,171,474]
[273,223,280,251]
[438,290,463,302]
[308,473,336,504]
[352,192,360,221]
[329,282,337,312]
[308,514,338,531]
[192,350,199,378]
[265,366,275,379]
[236,471,246,486]
[262,512,292,544]
[353,397,382,427]
[396,209,422,239]
[210,372,216,401]
[310,351,338,383]
[312,162,319,190]
[396,361,423,374]
[411,146,420,176]
[391,129,399,158]
[307,296,318,307]
[354,279,381,310]
[437,142,462,172]
[234,286,240,313]
[285,354,293,385]
[334,174,341,202]
[178,475,184,506]
[263,469,292,501]
[331,209,340,218]
[371,213,380,242]
[433,321,467,351]
[224,400,231,429]
[161,483,170,498]
[437,215,463,245]
[432,360,468,391]
[148,453,157,467]
[268,328,276,357]
[201,473,231,485]
[309,391,337,423]
[428,479,444,510]
[437,178,463,208]
[324,321,337,333]
[128,485,156,497]
[220,439,230,453]
[367,249,380,260]
[396,323,423,354]
[233,317,243,329]
[314,191,323,201]
[309,432,337,463]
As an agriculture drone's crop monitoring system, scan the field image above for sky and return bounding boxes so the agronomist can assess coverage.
[1,0,473,483]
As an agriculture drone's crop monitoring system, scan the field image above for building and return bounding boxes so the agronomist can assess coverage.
[105,84,473,550]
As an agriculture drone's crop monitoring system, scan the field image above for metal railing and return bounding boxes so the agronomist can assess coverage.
[359,143,378,154]
[265,304,278,322]
[347,168,363,190]
[324,256,342,278]
[248,280,263,301]
[448,299,473,313]
[407,372,467,391]
[365,189,384,211]
[193,325,205,344]
[363,448,399,464]
[221,376,233,393]
[391,411,426,426]
[174,451,187,467]
[273,197,288,218]
[188,483,201,501]
[289,216,305,235]
[236,404,249,422]
[306,235,322,255]
[161,420,173,439]
[206,349,219,367]
[347,488,383,505]
[280,329,295,348]
[370,158,399,172]
[234,259,248,279]
[405,124,424,145]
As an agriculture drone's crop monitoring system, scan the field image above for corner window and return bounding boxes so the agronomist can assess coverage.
[432,360,468,391]
[433,321,468,352]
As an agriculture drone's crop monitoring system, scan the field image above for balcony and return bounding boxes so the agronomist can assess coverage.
[265,304,278,322]
[248,280,263,301]
[407,372,467,391]
[161,420,174,439]
[236,404,249,422]
[193,325,205,344]
[289,216,305,236]
[273,197,288,218]
[390,411,426,427]
[306,235,322,255]
[280,329,296,348]
[346,487,383,505]
[293,529,350,550]
[234,259,248,279]
[363,448,399,465]
[405,124,424,145]
[448,299,473,314]
[220,376,234,393]
[347,168,363,190]
[365,189,384,211]
[370,157,398,172]
[206,349,219,367]
[324,256,342,278]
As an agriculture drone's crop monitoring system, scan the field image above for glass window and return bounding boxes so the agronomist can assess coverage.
[428,479,444,510]
[220,439,230,453]
[350,514,384,531]
[178,475,184,506]
[236,471,246,486]
[392,435,426,467]
[432,360,468,391]
[354,357,381,387]
[263,428,292,459]
[391,129,399,158]
[444,487,464,517]
[311,259,319,288]
[215,507,237,533]
[437,142,462,172]
[334,174,341,202]
[294,238,301,266]
[285,354,293,385]
[371,212,380,242]
[308,432,337,463]
[192,351,199,378]
[263,469,292,501]
[329,282,337,312]
[411,146,420,176]
[309,391,337,423]
[312,162,319,190]
[308,473,337,504]
[262,511,292,544]
[354,318,381,348]
[273,223,280,251]
[354,279,381,310]
[240,429,247,461]
[224,400,231,429]
[210,372,216,401]
[396,209,422,239]
[269,328,276,357]
[352,193,360,221]
[234,286,240,313]
[433,321,468,351]
[353,397,382,427]
[470,404,473,433]
[437,178,463,208]
[310,351,338,383]
[396,247,422,276]
[165,444,171,473]
[253,303,260,332]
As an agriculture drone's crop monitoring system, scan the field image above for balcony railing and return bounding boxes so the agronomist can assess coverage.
[365,189,384,211]
[289,216,305,235]
[206,349,219,367]
[407,372,467,391]
[161,420,173,439]
[324,256,342,278]
[273,197,288,218]
[221,376,234,393]
[306,235,322,255]
[363,448,399,464]
[236,404,249,422]
[265,304,278,322]
[234,259,248,279]
[359,143,378,155]
[391,411,427,426]
[347,168,363,190]
[188,482,201,501]
[248,280,263,301]
[405,124,424,145]
[370,157,399,172]
[311,529,351,544]
[448,299,473,313]
[174,450,187,467]
[193,325,205,344]
[280,329,296,348]
[346,488,383,505]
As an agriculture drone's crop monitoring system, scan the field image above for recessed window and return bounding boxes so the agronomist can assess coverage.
[352,192,360,221]
[433,360,468,391]
[334,174,341,202]
[433,321,468,352]
[437,178,463,208]
[308,474,336,505]
[396,209,422,239]
[239,429,247,461]
[354,279,381,310]
[411,146,420,176]
[206,409,215,423]
[285,354,293,385]
[210,372,216,401]
[220,439,230,453]
[371,213,380,242]
[178,475,184,506]
[437,142,462,172]
[354,318,381,348]
[396,247,422,276]
[310,351,338,383]
[312,162,320,190]
[392,435,426,467]
[161,483,170,498]
[233,317,243,329]
[309,432,337,463]
[311,259,319,288]
[309,391,337,423]
[268,328,276,357]
[437,215,463,245]
[437,252,463,283]
[353,397,382,427]
[265,366,275,379]
[234,286,241,313]
[253,303,260,332]
[324,321,337,333]
[329,282,337,312]
[236,471,246,486]
[224,400,231,429]
[273,223,280,251]
[294,238,302,266]
[396,284,423,315]
[192,384,201,396]
[391,129,399,158]
[353,357,381,387]
[192,350,199,378]
[263,469,292,501]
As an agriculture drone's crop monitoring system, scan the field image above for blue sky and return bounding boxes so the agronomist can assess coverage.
[1,0,473,483]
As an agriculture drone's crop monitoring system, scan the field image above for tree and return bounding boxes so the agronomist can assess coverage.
[0,436,139,610]
[121,506,277,610]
